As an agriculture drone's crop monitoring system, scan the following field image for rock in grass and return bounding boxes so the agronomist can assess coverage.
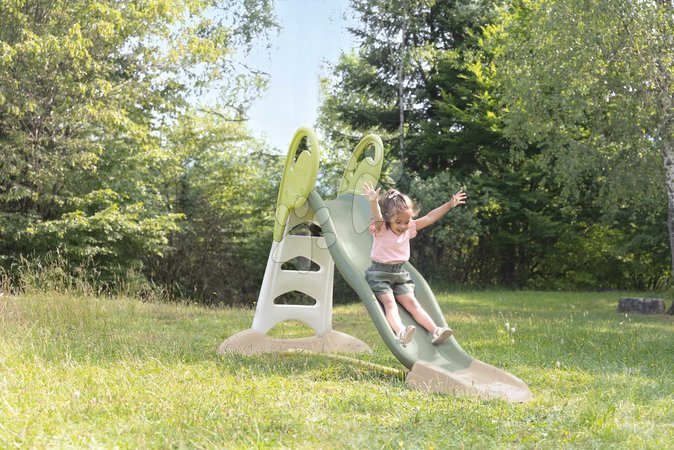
[617,297,666,314]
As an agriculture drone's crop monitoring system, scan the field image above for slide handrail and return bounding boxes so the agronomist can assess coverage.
[273,127,320,242]
[337,134,384,196]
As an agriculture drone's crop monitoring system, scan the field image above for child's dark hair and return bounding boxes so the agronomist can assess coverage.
[378,189,420,227]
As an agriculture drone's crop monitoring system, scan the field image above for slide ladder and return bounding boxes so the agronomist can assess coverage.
[218,127,370,355]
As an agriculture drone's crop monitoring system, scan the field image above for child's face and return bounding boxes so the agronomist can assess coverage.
[389,208,413,235]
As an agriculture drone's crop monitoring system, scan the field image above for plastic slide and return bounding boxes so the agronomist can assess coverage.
[310,190,533,402]
[220,126,532,402]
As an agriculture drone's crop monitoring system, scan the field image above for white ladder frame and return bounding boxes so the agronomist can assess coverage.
[218,205,370,355]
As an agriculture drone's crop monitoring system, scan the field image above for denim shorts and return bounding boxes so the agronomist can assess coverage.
[365,261,415,296]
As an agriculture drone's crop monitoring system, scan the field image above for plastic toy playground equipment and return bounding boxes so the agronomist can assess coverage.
[219,127,533,402]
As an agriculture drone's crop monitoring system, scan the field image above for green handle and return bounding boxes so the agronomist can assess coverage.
[337,134,384,196]
[273,127,320,241]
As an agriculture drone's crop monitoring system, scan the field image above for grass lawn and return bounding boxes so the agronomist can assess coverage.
[1,290,673,448]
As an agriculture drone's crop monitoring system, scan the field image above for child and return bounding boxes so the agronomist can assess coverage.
[362,180,467,346]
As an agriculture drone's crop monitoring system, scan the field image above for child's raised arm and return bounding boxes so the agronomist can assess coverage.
[415,189,467,231]
[361,181,384,233]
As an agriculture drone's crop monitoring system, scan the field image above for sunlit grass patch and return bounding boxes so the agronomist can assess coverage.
[1,290,672,448]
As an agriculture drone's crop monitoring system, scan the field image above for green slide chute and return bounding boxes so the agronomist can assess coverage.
[310,190,532,402]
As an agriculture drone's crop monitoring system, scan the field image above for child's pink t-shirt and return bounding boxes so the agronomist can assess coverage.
[369,220,417,264]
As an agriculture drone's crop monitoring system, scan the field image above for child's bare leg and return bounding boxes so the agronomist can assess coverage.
[376,292,405,334]
[396,293,440,333]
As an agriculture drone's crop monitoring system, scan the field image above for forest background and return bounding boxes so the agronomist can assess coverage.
[1,0,673,308]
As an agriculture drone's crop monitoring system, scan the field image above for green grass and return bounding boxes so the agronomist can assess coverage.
[1,290,673,449]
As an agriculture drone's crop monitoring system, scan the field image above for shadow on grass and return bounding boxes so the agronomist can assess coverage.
[217,351,407,386]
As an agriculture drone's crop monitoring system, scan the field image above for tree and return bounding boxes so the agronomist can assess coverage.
[491,0,673,294]
[147,109,280,303]
[320,0,501,174]
[0,0,276,291]
[320,0,577,286]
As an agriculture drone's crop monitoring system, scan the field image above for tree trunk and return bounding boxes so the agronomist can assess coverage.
[655,0,674,314]
[663,143,674,315]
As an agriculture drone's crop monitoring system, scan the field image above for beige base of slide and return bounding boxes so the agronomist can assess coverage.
[218,329,372,355]
[406,360,533,402]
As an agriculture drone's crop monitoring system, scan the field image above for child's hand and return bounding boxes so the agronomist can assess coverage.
[361,181,380,202]
[449,189,467,208]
